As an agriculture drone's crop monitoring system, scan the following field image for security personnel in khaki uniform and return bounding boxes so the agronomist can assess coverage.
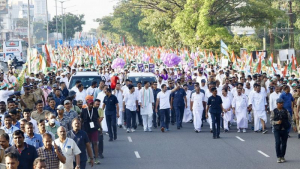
[21,85,37,110]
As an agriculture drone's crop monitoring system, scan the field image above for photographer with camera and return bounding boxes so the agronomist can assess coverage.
[270,98,296,163]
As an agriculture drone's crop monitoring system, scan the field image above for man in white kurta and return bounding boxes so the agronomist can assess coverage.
[139,82,154,132]
[232,88,248,133]
[221,89,232,132]
[183,86,192,123]
[190,86,206,132]
[248,85,268,133]
[269,86,281,113]
[113,84,123,127]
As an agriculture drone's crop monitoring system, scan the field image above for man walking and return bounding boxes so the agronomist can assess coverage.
[139,81,154,132]
[270,98,296,163]
[206,88,223,139]
[190,86,206,133]
[171,82,187,129]
[123,84,138,133]
[232,88,248,133]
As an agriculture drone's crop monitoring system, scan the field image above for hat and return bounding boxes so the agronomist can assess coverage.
[69,90,76,97]
[57,105,64,110]
[276,98,284,103]
[56,76,61,80]
[87,99,94,104]
[85,95,94,101]
[201,79,206,83]
[77,100,83,104]
[64,100,71,105]
[292,83,297,87]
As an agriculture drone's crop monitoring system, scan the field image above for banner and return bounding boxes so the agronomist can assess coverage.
[149,64,155,73]
[138,63,144,72]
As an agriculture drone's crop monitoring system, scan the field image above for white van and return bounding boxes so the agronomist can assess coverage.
[0,40,27,65]
[127,72,157,87]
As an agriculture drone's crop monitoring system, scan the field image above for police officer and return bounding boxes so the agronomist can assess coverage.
[170,81,187,129]
[270,98,296,163]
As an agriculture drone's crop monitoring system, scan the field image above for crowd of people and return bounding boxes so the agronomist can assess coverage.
[0,60,298,168]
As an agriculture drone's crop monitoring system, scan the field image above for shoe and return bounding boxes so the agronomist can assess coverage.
[262,130,268,134]
[87,158,90,163]
[213,136,216,139]
[138,124,143,126]
[277,158,282,163]
[171,123,175,125]
[243,129,246,133]
[217,135,220,138]
[149,128,152,132]
[109,138,113,142]
[298,134,300,139]
[161,127,165,132]
[114,136,117,140]
[126,129,130,133]
[237,129,241,133]
[201,124,203,127]
[106,132,109,135]
[144,130,148,132]
[224,129,228,133]
[189,119,193,123]
[94,159,101,164]
[131,129,135,132]
[281,157,285,163]
[194,129,198,133]
[99,154,104,159]
[288,134,291,138]
[210,129,213,133]
[177,127,180,130]
[119,125,122,128]
[166,128,170,131]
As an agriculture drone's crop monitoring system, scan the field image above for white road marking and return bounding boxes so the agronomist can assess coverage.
[128,136,132,142]
[257,150,270,157]
[134,151,141,158]
[235,136,245,142]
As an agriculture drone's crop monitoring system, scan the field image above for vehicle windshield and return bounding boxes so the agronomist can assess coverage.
[5,41,20,47]
[69,76,102,89]
[128,76,157,87]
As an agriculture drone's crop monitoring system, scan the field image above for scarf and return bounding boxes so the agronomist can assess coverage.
[142,88,150,107]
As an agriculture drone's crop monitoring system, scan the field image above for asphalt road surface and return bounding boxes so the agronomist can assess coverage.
[85,118,300,169]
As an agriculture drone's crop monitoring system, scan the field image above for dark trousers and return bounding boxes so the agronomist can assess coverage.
[211,113,221,137]
[106,114,117,139]
[136,105,143,125]
[171,108,175,124]
[73,161,86,169]
[160,109,170,129]
[174,106,184,128]
[153,109,160,127]
[274,129,288,158]
[98,131,103,155]
[126,109,136,129]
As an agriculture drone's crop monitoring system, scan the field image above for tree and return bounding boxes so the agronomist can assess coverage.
[33,22,47,42]
[48,13,85,39]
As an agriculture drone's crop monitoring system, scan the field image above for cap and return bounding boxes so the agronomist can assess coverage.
[57,105,64,110]
[276,98,284,103]
[201,79,206,83]
[69,90,76,97]
[56,76,61,80]
[77,100,83,104]
[52,84,57,88]
[64,100,71,105]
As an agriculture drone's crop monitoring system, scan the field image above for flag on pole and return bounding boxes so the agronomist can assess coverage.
[220,40,229,58]
[45,44,51,67]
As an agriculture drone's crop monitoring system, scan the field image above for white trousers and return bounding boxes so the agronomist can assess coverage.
[207,112,212,129]
[253,110,267,131]
[193,108,203,131]
[142,114,153,131]
[223,111,232,130]
[117,109,123,125]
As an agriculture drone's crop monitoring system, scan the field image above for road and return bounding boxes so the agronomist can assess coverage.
[85,119,300,169]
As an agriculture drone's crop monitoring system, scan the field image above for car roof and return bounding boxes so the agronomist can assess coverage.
[72,71,100,76]
[127,72,156,77]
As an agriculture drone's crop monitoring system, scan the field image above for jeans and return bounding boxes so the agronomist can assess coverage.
[106,114,117,139]
[136,105,143,125]
[171,108,176,124]
[126,109,136,129]
[274,129,288,158]
[174,106,184,128]
[160,109,170,129]
[211,113,221,137]
[153,109,159,127]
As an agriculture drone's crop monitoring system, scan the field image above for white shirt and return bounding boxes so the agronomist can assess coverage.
[75,90,87,104]
[19,118,39,133]
[221,94,232,110]
[269,92,281,111]
[157,90,171,109]
[113,90,123,109]
[70,86,79,93]
[86,86,96,96]
[0,90,14,104]
[54,138,81,169]
[191,92,205,110]
[97,91,106,108]
[123,92,138,111]
[248,91,267,111]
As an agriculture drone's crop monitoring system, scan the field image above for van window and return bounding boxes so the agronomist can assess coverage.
[69,76,102,89]
[5,41,20,47]
[128,76,157,87]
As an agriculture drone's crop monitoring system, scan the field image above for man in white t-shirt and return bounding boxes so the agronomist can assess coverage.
[54,126,81,169]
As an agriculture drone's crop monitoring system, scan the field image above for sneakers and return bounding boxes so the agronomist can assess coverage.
[277,158,282,163]
[224,129,228,133]
[161,127,165,132]
[131,128,135,132]
[126,129,130,133]
[149,128,152,132]
[262,130,268,134]
[94,159,101,164]
[281,157,285,162]
[166,128,170,131]
[243,129,246,133]
[237,129,241,133]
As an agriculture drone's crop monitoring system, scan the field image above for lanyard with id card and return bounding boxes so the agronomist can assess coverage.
[87,109,94,128]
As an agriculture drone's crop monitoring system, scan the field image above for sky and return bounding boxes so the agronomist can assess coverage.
[20,0,118,31]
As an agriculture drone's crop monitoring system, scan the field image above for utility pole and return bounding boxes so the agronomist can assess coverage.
[60,1,65,42]
[27,0,31,48]
[55,0,58,44]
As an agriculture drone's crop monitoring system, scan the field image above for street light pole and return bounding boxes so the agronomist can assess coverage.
[60,1,64,42]
[55,0,58,44]
[46,0,49,44]
[27,0,31,48]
